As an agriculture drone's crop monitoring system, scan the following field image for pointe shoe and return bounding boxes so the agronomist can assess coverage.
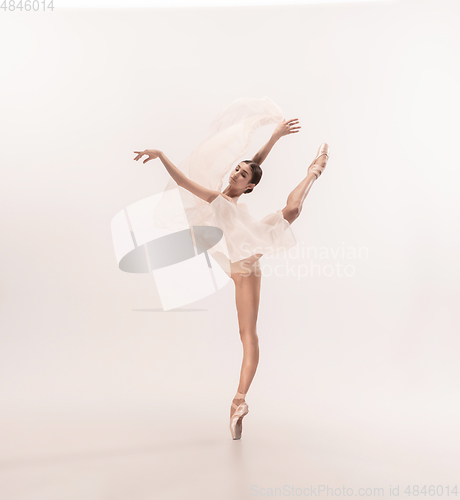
[307,143,329,179]
[230,391,249,440]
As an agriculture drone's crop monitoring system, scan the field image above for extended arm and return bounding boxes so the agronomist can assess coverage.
[251,118,301,165]
[133,149,220,203]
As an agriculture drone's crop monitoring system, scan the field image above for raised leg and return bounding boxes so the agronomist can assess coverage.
[281,144,329,225]
[229,268,261,418]
[282,172,317,224]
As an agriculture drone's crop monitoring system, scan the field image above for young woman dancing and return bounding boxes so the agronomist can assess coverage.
[133,97,330,440]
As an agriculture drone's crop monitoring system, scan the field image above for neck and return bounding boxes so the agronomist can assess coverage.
[222,185,242,200]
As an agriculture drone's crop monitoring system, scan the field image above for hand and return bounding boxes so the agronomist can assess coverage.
[133,149,162,163]
[272,118,301,139]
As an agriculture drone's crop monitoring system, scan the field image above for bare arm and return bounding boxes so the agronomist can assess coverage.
[133,149,221,203]
[251,118,301,165]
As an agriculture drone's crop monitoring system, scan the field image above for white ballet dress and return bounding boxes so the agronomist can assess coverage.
[151,96,297,276]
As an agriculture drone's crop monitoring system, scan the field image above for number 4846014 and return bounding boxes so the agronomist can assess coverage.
[404,485,458,496]
[1,0,54,11]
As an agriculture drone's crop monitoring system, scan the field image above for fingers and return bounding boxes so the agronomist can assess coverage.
[287,120,301,134]
[284,119,300,129]
[133,150,145,161]
[288,119,300,132]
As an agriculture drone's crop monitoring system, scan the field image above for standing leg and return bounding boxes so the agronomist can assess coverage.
[230,268,262,419]
[281,143,330,225]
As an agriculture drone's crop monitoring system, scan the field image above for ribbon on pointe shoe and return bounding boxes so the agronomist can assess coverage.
[231,391,247,410]
[307,144,329,179]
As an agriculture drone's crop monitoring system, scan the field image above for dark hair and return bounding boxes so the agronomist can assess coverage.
[242,160,262,194]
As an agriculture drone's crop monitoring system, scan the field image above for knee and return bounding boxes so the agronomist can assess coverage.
[290,203,302,217]
[239,329,259,347]
[283,204,301,224]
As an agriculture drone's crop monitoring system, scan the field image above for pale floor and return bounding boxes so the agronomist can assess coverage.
[0,406,457,500]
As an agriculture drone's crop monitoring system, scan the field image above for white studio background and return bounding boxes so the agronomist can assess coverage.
[0,1,459,499]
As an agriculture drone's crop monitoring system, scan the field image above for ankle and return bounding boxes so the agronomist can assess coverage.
[234,390,246,400]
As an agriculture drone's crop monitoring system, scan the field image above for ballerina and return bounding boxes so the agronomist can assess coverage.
[133,100,329,440]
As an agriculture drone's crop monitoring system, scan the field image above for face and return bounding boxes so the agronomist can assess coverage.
[229,162,255,192]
